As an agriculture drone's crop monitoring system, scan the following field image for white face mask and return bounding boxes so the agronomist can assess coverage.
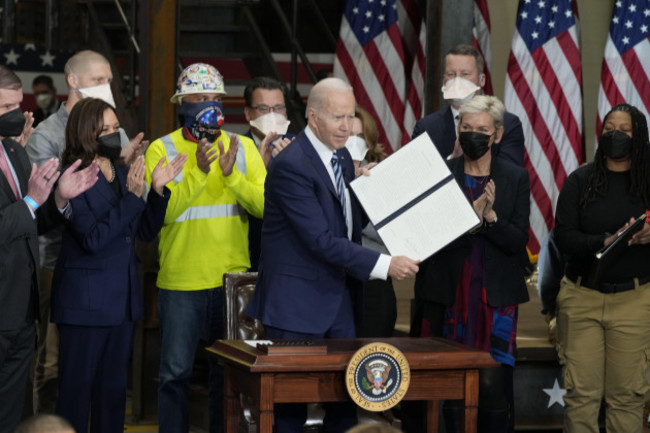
[79,83,116,108]
[344,135,369,162]
[441,77,481,106]
[249,112,290,136]
[36,93,54,110]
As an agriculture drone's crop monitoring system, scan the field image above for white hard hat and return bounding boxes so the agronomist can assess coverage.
[170,63,226,103]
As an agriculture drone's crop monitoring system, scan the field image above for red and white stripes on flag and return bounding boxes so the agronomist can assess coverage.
[597,0,650,141]
[504,0,584,254]
[472,0,494,96]
[398,0,426,140]
[334,0,425,154]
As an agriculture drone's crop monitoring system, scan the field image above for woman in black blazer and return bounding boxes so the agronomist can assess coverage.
[51,98,186,433]
[412,95,530,433]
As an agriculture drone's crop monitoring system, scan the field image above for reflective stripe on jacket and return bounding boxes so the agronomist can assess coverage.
[145,128,266,291]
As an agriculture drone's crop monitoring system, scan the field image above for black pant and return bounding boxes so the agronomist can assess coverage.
[356,278,396,338]
[0,324,35,433]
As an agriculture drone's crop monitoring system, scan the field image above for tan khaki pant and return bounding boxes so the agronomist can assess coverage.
[556,276,650,433]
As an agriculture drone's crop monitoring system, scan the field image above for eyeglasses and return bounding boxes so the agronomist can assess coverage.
[250,104,286,114]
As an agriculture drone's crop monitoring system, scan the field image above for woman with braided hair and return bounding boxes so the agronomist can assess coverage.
[555,103,650,433]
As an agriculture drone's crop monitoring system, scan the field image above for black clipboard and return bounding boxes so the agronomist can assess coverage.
[585,213,646,287]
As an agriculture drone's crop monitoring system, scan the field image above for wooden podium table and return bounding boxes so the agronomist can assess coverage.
[208,337,497,433]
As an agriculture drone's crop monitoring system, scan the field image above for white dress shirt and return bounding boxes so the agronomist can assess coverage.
[305,126,390,280]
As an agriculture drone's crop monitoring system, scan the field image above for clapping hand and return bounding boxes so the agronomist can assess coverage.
[126,155,146,198]
[121,132,149,165]
[26,158,61,209]
[259,131,279,166]
[481,180,496,219]
[259,132,293,166]
[151,154,188,196]
[217,134,239,177]
[196,138,218,174]
[272,136,292,157]
[472,194,488,223]
[14,111,34,148]
[54,159,100,209]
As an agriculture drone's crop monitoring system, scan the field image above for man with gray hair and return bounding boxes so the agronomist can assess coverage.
[246,77,419,432]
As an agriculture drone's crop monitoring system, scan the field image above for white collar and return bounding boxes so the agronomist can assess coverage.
[306,125,336,163]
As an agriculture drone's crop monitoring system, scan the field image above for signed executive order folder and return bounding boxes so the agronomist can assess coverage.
[350,133,481,261]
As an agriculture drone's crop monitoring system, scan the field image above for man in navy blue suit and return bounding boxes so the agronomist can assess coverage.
[246,78,419,433]
[412,44,525,167]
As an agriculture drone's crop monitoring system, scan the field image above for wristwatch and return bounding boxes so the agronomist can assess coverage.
[487,214,498,227]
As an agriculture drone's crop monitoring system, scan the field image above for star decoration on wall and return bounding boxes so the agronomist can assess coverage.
[543,378,567,408]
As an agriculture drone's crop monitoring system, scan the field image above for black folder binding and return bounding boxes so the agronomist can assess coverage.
[374,174,455,230]
[586,213,646,288]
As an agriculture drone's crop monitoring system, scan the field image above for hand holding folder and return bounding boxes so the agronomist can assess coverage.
[585,213,647,288]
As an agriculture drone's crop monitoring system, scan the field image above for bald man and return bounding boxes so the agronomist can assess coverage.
[24,50,144,414]
[13,415,75,433]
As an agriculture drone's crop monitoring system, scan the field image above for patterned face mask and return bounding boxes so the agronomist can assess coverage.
[181,100,225,143]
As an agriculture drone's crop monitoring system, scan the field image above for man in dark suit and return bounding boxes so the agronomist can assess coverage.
[0,65,98,433]
[243,76,294,163]
[412,44,525,167]
[243,76,294,271]
[246,77,419,433]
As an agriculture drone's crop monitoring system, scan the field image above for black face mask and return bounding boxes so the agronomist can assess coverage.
[600,130,632,160]
[458,131,492,160]
[97,132,122,160]
[0,108,26,137]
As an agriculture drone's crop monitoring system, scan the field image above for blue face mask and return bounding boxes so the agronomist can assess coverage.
[181,100,225,143]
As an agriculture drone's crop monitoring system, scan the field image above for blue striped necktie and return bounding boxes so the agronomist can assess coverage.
[330,153,347,225]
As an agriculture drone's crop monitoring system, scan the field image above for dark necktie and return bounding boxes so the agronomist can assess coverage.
[330,153,347,226]
[0,146,19,199]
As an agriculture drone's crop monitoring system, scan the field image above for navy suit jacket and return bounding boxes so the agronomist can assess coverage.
[243,129,295,271]
[51,164,169,327]
[414,157,530,308]
[412,106,525,167]
[246,130,380,334]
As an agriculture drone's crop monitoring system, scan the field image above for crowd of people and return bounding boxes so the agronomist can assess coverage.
[0,40,649,433]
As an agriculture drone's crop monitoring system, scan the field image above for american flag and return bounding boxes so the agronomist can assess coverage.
[334,0,426,154]
[472,0,494,96]
[504,0,584,254]
[0,43,73,111]
[597,0,650,138]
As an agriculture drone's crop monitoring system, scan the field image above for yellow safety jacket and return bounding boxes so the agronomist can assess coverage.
[144,128,266,291]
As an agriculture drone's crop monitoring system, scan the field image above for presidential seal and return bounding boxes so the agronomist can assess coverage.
[345,342,410,411]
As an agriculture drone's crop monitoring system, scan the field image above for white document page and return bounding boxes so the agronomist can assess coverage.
[350,133,480,261]
[377,182,480,260]
[350,133,450,224]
